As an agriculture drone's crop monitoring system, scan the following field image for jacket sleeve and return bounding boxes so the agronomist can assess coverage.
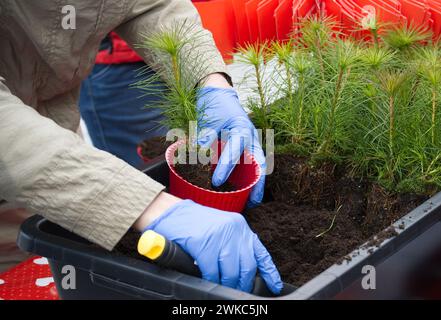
[0,78,165,250]
[115,0,230,86]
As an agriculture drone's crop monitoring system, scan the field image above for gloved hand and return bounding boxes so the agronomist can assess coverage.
[196,87,266,207]
[145,199,283,294]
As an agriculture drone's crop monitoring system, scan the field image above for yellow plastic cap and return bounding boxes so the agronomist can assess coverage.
[137,230,166,260]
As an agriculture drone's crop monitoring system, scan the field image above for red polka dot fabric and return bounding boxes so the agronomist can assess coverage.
[0,256,59,300]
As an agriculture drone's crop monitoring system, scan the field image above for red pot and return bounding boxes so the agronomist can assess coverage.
[165,140,261,212]
[137,146,150,163]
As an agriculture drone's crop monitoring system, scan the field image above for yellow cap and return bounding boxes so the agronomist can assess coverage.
[137,230,166,260]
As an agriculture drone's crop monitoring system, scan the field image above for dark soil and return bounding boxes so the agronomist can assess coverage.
[174,162,236,192]
[113,228,142,259]
[138,136,171,160]
[139,137,235,192]
[243,154,427,287]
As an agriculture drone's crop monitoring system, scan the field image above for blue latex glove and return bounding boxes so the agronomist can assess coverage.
[196,87,266,207]
[145,199,283,294]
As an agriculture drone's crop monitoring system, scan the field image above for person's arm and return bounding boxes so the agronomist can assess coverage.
[0,77,165,250]
[134,192,180,230]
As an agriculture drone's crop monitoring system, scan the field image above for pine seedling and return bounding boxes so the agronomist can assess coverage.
[359,46,396,70]
[269,42,315,145]
[290,50,314,143]
[270,49,319,148]
[416,46,441,145]
[315,39,362,158]
[270,40,295,106]
[376,69,409,156]
[356,46,396,125]
[297,15,339,81]
[382,23,431,53]
[236,42,271,132]
[134,21,214,137]
[357,67,412,186]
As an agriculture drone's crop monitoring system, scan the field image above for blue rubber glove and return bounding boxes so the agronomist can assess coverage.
[196,87,266,207]
[145,199,283,294]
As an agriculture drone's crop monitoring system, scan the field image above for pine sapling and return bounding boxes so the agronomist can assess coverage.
[297,15,338,81]
[133,21,213,150]
[318,39,360,156]
[237,42,270,131]
[417,46,441,145]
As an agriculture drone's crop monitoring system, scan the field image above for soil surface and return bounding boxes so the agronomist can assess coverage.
[113,228,142,260]
[174,162,236,192]
[138,136,171,160]
[243,154,427,287]
[139,137,236,191]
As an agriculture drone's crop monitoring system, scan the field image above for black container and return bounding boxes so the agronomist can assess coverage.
[17,156,441,299]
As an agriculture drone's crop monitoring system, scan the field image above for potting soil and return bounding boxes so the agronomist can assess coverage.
[174,162,236,192]
[244,154,427,286]
[138,136,171,159]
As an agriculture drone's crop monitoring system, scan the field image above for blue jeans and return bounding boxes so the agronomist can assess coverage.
[79,62,167,167]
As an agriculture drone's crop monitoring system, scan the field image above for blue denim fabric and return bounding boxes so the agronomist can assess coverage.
[79,62,167,167]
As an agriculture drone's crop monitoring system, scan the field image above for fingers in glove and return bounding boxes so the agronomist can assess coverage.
[237,238,258,292]
[212,128,249,187]
[197,127,218,149]
[253,234,283,295]
[218,244,241,289]
[196,253,220,285]
[247,174,265,207]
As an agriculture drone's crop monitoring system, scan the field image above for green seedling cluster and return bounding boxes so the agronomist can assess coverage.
[133,21,212,137]
[239,15,441,194]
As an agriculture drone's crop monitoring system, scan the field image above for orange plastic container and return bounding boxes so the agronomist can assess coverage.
[165,140,261,213]
[275,0,295,40]
[192,0,236,62]
[257,0,279,42]
[398,0,428,28]
[429,1,441,38]
[246,0,261,43]
[323,0,344,22]
[232,0,251,46]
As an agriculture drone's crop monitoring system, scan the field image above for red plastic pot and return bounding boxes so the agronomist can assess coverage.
[165,140,261,212]
[137,146,150,163]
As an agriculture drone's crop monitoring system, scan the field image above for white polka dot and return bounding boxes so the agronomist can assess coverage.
[35,277,54,287]
[33,257,49,265]
[0,279,5,285]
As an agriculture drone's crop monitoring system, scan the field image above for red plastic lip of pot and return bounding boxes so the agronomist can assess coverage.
[137,146,150,162]
[165,140,261,195]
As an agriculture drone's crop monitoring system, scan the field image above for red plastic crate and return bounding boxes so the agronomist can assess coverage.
[192,0,236,61]
[275,0,295,40]
[257,0,279,42]
[322,0,344,22]
[401,0,429,28]
[232,0,251,46]
[246,0,261,43]
[428,1,441,37]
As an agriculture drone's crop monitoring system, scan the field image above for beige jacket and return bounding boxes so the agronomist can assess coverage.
[0,0,227,250]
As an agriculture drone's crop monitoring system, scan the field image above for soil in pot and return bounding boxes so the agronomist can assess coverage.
[138,136,171,159]
[139,138,236,192]
[174,162,236,192]
[243,153,428,287]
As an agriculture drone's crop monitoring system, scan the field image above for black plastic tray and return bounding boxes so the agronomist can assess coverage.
[17,156,441,299]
